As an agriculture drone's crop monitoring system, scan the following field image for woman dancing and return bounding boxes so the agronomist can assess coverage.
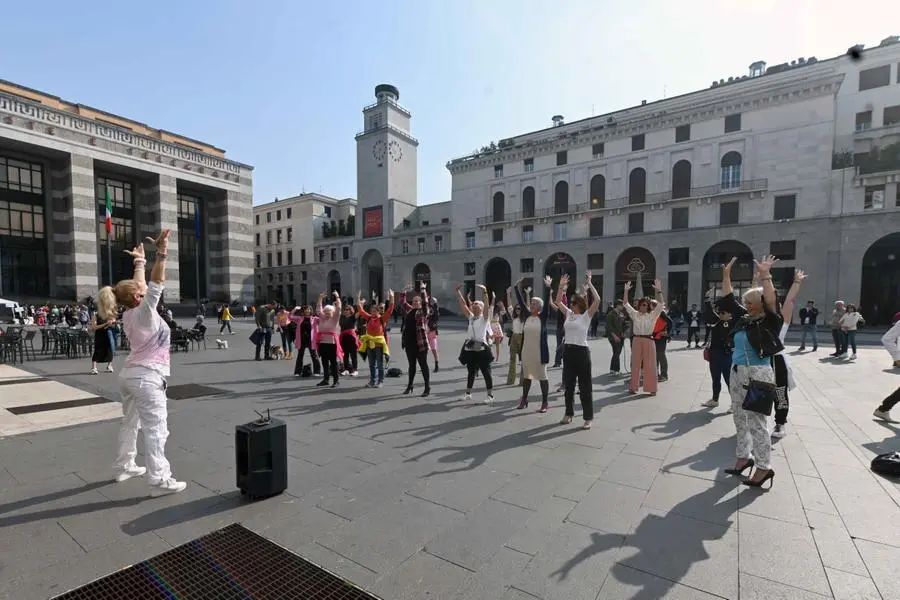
[108,230,186,496]
[275,306,293,360]
[315,292,342,388]
[512,277,553,412]
[358,290,394,388]
[401,283,432,397]
[623,280,665,395]
[555,272,601,429]
[505,286,525,386]
[291,306,320,377]
[89,295,117,375]
[457,283,495,404]
[718,255,783,488]
[426,295,440,372]
[771,269,806,438]
[490,301,506,362]
[339,302,360,376]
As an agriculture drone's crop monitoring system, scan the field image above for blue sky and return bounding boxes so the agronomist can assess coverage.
[2,1,895,205]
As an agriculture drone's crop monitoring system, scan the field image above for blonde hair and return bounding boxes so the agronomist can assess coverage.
[104,279,146,312]
[742,287,764,306]
[96,286,119,321]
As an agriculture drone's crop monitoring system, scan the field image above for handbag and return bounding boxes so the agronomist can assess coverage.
[703,348,711,362]
[739,337,776,415]
[249,328,263,346]
[871,452,900,477]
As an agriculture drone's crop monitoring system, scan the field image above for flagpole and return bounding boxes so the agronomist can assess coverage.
[195,208,202,312]
[105,184,113,286]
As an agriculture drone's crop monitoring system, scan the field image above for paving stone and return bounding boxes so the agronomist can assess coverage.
[642,472,740,527]
[448,546,533,600]
[619,508,738,599]
[313,462,426,520]
[855,538,900,599]
[661,437,735,482]
[805,510,870,577]
[794,474,839,514]
[566,479,647,533]
[533,441,610,476]
[491,465,595,511]
[0,519,86,582]
[739,512,831,596]
[738,572,831,600]
[598,451,664,490]
[825,566,882,600]
[504,496,577,556]
[737,455,808,526]
[370,550,474,600]
[622,436,674,460]
[596,563,723,599]
[406,466,515,513]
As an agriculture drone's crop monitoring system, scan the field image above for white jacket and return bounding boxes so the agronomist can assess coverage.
[882,322,900,361]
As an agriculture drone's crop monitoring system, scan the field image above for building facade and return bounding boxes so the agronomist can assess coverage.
[252,193,356,305]
[294,37,900,321]
[0,80,254,304]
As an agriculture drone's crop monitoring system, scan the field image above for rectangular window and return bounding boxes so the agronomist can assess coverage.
[301,249,306,264]
[318,250,324,262]
[301,271,307,281]
[418,237,426,252]
[494,165,503,178]
[267,253,273,267]
[278,273,283,283]
[287,250,293,265]
[277,251,283,266]
[521,258,534,273]
[287,227,293,242]
[276,229,282,244]
[342,246,349,260]
[770,240,796,260]
[524,158,534,172]
[720,201,739,225]
[266,213,272,223]
[859,65,891,91]
[587,253,604,270]
[276,209,282,221]
[492,229,503,244]
[669,247,689,266]
[628,212,644,233]
[865,185,886,209]
[522,225,534,243]
[400,240,409,254]
[589,216,604,237]
[323,206,332,218]
[896,185,900,207]
[553,221,567,241]
[266,230,272,244]
[255,214,260,225]
[671,207,689,230]
[286,207,292,218]
[289,272,294,282]
[256,254,261,268]
[773,194,796,220]
[255,232,260,246]
[724,114,742,133]
[464,262,476,276]
[434,235,443,252]
[465,231,475,249]
[675,124,691,143]
[327,248,333,262]
[884,105,900,127]
[631,134,645,151]
[556,151,567,166]
[856,110,873,131]
[592,143,605,158]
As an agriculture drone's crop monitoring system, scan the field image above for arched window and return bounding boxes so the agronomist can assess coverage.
[522,186,535,218]
[672,160,692,199]
[492,191,505,222]
[589,174,606,209]
[720,152,742,189]
[554,181,569,214]
[628,168,646,204]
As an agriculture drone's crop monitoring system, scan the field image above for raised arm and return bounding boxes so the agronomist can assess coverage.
[382,290,395,322]
[556,275,572,316]
[623,280,634,312]
[332,291,342,316]
[650,280,666,317]
[123,241,148,291]
[585,271,601,315]
[455,284,473,318]
[754,255,779,311]
[722,257,736,297]
[781,269,806,321]
[512,278,526,310]
[315,292,326,317]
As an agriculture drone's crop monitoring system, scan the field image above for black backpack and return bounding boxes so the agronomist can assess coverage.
[871,452,900,477]
[386,367,403,378]
[301,365,312,378]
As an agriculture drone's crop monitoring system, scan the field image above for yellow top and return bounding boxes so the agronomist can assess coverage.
[221,307,232,321]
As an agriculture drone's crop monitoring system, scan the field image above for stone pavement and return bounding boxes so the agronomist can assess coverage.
[1,321,899,600]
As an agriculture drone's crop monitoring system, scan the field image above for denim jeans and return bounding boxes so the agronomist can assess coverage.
[799,324,818,348]
[367,347,385,383]
[846,330,857,354]
[254,327,272,359]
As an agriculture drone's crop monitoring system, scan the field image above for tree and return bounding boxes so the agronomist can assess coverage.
[347,214,356,235]
[321,221,330,238]
[338,219,346,236]
[331,220,337,236]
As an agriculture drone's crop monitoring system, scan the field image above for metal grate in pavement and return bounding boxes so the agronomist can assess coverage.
[164,384,226,400]
[7,396,112,415]
[52,523,384,600]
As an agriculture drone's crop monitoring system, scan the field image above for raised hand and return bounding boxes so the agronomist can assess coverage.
[456,284,463,292]
[543,275,552,286]
[476,284,487,292]
[318,292,326,300]
[723,257,737,274]
[794,269,808,283]
[123,244,145,259]
[388,289,395,297]
[145,230,170,252]
[652,279,662,291]
[624,281,633,291]
[559,274,570,289]
[585,270,593,282]
[754,254,779,275]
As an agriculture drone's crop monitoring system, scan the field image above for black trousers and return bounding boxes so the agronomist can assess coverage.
[655,338,668,378]
[878,387,900,412]
[608,337,624,372]
[687,327,700,344]
[703,325,712,345]
[773,354,789,425]
[466,355,493,391]
[406,347,430,387]
[318,343,339,383]
[562,345,593,420]
[294,340,320,375]
[340,333,358,372]
[709,350,732,401]
[553,325,565,365]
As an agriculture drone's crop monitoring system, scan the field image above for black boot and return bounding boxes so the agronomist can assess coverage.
[403,383,414,395]
[316,378,329,387]
[421,384,430,398]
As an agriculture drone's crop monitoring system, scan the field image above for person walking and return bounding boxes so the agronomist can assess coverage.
[829,301,847,357]
[89,297,117,375]
[456,283,495,404]
[701,294,734,409]
[556,272,601,429]
[108,230,187,496]
[512,276,553,412]
[606,300,626,375]
[797,301,819,351]
[219,304,233,334]
[685,304,702,348]
[874,387,900,423]
[623,279,665,395]
[839,304,864,359]
[718,255,783,489]
[400,283,432,397]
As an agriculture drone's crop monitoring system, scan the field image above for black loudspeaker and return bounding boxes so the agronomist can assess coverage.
[235,413,288,500]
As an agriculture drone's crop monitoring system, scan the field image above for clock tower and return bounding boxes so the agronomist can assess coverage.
[353,84,419,298]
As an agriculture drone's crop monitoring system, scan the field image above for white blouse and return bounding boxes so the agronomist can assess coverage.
[563,312,592,347]
[839,312,864,331]
[624,302,664,336]
[467,310,493,345]
[511,318,524,335]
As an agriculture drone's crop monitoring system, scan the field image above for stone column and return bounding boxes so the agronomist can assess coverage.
[50,153,99,300]
[141,174,180,301]
[602,267,615,306]
[217,187,253,302]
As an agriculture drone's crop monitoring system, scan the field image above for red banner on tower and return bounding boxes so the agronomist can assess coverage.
[363,206,383,238]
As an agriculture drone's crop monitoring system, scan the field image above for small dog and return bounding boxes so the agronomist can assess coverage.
[271,346,285,360]
[215,339,229,349]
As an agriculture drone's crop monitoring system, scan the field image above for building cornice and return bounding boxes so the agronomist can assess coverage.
[0,92,252,176]
[446,71,845,175]
[354,123,419,147]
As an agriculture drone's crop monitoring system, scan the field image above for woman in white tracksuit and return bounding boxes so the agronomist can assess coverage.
[104,230,187,497]
[881,312,900,368]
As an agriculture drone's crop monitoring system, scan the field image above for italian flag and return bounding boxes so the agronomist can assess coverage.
[104,187,113,235]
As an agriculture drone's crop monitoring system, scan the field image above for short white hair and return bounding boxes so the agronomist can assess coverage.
[471,300,484,310]
[530,297,544,311]
[742,287,764,304]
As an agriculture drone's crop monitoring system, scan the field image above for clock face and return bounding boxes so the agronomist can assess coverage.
[388,140,403,162]
[372,140,386,161]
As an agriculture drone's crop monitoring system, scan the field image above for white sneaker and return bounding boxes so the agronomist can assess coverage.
[350,371,358,377]
[874,409,898,423]
[464,393,473,403]
[106,365,114,373]
[90,368,98,375]
[151,477,187,497]
[702,399,719,408]
[484,394,493,405]
[850,353,857,360]
[115,465,146,482]
[772,424,787,438]
[341,370,349,376]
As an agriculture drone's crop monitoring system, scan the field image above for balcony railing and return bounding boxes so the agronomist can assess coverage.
[475,178,767,225]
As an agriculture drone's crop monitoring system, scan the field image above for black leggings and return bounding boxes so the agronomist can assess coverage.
[466,358,493,392]
[523,378,549,404]
[878,387,900,412]
[655,338,668,378]
[294,341,320,375]
[562,345,593,420]
[773,354,789,425]
[341,333,358,372]
[319,343,339,383]
[406,347,430,387]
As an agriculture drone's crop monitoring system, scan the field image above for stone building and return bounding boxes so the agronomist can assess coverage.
[0,80,254,304]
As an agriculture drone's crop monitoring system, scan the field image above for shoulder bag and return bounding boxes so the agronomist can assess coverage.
[740,335,776,416]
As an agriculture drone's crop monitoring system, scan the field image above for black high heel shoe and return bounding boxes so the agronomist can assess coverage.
[420,386,430,398]
[724,459,754,476]
[403,384,413,395]
[743,469,775,488]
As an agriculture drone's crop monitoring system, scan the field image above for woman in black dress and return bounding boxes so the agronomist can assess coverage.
[401,283,432,397]
[90,295,118,375]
